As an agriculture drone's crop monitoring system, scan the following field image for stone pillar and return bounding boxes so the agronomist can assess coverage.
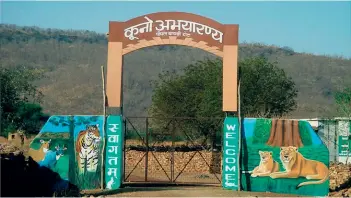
[106,22,124,108]
[222,25,239,112]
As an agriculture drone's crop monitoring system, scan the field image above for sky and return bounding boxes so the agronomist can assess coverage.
[1,1,351,58]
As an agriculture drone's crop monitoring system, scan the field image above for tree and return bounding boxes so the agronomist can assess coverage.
[334,87,351,118]
[12,103,48,134]
[239,57,298,117]
[149,58,223,145]
[0,66,47,136]
[148,57,298,144]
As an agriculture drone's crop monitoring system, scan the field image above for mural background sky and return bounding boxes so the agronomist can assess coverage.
[2,1,350,58]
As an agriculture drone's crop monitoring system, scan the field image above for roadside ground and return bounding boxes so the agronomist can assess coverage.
[82,186,301,197]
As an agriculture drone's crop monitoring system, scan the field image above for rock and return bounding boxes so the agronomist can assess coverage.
[329,162,351,197]
[0,143,22,154]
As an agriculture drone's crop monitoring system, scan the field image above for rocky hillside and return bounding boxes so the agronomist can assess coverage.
[1,24,351,118]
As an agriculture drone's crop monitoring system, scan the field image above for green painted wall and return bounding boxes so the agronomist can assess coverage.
[223,117,329,196]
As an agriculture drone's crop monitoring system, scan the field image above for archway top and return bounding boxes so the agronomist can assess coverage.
[108,11,238,53]
[120,11,225,26]
[106,11,239,111]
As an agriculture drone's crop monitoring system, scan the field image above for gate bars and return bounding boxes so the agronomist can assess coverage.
[122,116,224,185]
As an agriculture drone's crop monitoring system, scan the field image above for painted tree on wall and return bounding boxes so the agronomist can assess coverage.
[252,119,312,147]
[48,115,100,188]
[266,119,303,147]
[48,116,77,185]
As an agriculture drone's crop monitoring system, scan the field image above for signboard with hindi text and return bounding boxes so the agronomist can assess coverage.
[104,115,124,190]
[106,12,239,111]
[222,116,240,190]
[337,120,351,163]
[108,12,238,52]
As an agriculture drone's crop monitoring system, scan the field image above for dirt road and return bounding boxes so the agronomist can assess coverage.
[85,186,300,197]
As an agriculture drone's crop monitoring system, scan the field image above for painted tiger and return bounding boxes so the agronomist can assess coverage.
[76,124,101,173]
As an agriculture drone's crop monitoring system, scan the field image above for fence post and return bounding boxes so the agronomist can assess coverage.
[123,117,127,182]
[171,121,175,183]
[237,80,242,191]
[327,120,330,162]
[145,117,149,182]
[335,120,337,162]
[100,65,107,189]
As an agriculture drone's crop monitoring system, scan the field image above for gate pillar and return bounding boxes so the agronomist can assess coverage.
[222,117,240,190]
[104,115,124,189]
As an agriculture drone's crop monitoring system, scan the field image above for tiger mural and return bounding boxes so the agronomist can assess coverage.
[76,124,101,173]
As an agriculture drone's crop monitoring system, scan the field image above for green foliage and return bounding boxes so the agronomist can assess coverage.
[149,58,223,142]
[334,87,351,118]
[1,101,48,136]
[252,119,272,144]
[125,130,146,140]
[298,121,312,146]
[149,57,298,140]
[15,103,49,133]
[0,66,47,136]
[239,57,298,117]
[48,116,99,128]
[75,116,99,125]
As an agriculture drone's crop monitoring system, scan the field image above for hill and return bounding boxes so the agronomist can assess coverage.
[1,24,351,118]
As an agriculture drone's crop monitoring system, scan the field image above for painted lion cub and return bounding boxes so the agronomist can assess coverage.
[251,151,279,177]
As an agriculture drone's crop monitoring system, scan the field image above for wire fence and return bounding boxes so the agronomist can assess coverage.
[304,118,351,163]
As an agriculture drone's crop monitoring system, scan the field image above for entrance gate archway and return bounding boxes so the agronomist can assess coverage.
[106,12,239,112]
[105,12,239,189]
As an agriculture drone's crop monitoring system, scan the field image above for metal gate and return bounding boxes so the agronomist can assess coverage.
[122,116,223,185]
